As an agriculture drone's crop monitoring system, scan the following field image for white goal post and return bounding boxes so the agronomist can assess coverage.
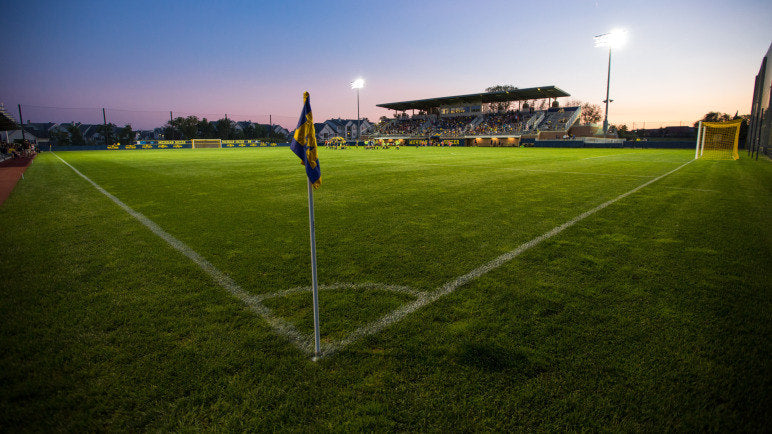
[192,139,222,148]
[694,120,741,160]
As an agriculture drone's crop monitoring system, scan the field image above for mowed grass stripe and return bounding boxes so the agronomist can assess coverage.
[52,152,315,354]
[327,158,694,356]
[53,148,686,299]
[50,149,692,357]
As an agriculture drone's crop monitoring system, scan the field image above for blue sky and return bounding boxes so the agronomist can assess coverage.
[1,0,770,129]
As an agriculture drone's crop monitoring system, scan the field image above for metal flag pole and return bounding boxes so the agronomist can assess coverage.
[307,177,321,359]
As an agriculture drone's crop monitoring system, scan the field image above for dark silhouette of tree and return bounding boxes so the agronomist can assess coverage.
[693,112,732,127]
[216,118,234,140]
[51,129,70,146]
[178,116,199,139]
[565,99,583,107]
[118,124,134,145]
[198,118,216,139]
[97,123,116,145]
[485,84,517,112]
[67,123,86,146]
[580,103,602,125]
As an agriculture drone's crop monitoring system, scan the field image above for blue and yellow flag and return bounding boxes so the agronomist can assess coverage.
[290,92,321,188]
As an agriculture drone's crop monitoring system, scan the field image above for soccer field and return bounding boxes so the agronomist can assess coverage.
[1,147,770,430]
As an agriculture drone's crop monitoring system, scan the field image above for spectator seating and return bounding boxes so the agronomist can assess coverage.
[535,107,581,131]
[426,115,477,137]
[376,118,425,136]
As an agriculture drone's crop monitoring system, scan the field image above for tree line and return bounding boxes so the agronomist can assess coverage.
[47,116,285,146]
[163,116,284,141]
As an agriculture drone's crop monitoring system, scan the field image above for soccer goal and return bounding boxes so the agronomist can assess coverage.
[192,139,222,148]
[695,120,741,160]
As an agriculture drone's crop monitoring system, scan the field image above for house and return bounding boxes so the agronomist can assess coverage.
[3,129,39,143]
[345,118,373,139]
[315,122,337,141]
[320,118,373,140]
[23,122,56,139]
[272,125,290,138]
[322,118,352,139]
[137,130,157,140]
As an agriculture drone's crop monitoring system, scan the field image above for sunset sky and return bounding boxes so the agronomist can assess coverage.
[2,0,770,130]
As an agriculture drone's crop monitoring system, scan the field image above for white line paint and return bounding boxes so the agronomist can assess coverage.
[322,159,695,357]
[52,153,315,354]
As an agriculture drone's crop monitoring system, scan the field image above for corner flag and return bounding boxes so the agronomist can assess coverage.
[290,92,323,359]
[290,92,321,188]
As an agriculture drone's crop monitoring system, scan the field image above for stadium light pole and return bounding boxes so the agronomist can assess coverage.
[351,78,364,145]
[594,28,627,136]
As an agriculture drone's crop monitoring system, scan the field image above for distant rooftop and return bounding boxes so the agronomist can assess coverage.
[377,86,570,111]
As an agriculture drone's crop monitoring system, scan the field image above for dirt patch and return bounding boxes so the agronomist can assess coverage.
[0,156,34,206]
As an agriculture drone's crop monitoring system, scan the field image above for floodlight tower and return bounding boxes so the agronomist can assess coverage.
[594,28,627,136]
[351,78,365,145]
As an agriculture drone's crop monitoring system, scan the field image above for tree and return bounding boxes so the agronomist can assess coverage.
[97,123,117,145]
[51,129,70,146]
[178,116,199,139]
[164,116,198,140]
[67,123,86,146]
[198,118,216,139]
[118,124,134,145]
[580,103,603,125]
[615,124,636,140]
[485,84,517,112]
[693,111,732,127]
[565,99,583,108]
[694,112,750,145]
[241,122,256,139]
[216,117,234,140]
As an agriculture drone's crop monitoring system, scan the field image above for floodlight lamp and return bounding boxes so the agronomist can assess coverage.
[594,28,628,49]
[351,78,365,89]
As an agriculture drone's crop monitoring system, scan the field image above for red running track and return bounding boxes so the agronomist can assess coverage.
[0,156,34,206]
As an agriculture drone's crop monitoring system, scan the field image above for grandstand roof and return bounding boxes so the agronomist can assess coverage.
[377,86,570,111]
[0,107,20,131]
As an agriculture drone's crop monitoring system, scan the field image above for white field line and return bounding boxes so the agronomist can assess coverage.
[322,159,695,357]
[52,153,315,355]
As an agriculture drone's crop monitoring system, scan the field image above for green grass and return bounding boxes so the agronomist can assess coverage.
[1,147,770,430]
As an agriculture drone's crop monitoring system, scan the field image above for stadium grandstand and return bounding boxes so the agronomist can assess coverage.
[370,86,584,146]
